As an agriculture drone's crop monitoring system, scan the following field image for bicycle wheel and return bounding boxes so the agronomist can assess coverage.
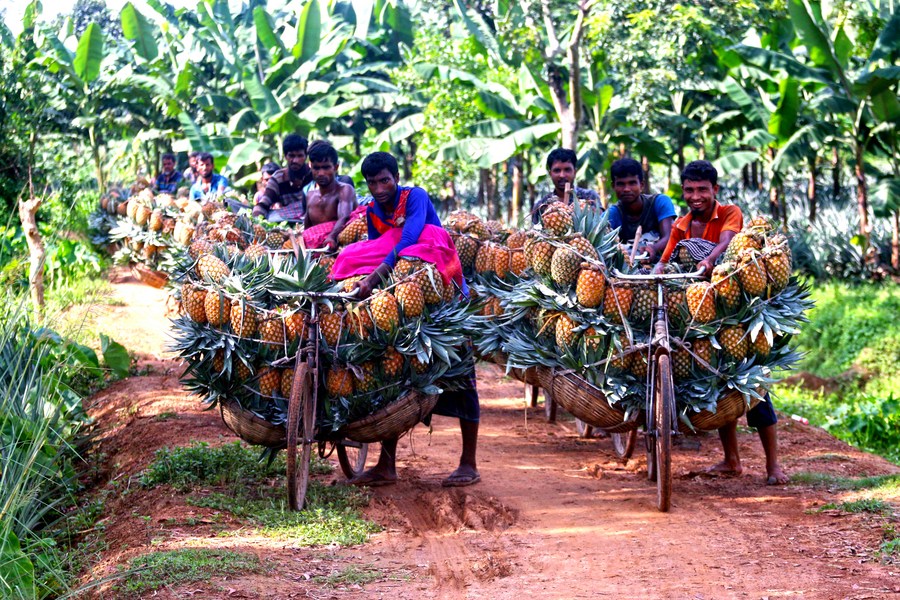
[336,441,370,479]
[286,363,313,511]
[655,355,674,512]
[574,419,594,438]
[612,429,637,459]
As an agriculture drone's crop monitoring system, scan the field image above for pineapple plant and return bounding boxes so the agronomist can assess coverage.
[204,291,232,327]
[763,248,791,293]
[258,317,285,346]
[196,254,230,283]
[326,367,355,397]
[530,241,555,277]
[319,309,345,346]
[630,285,655,325]
[550,247,581,288]
[737,249,768,297]
[711,263,742,311]
[575,265,606,308]
[541,202,573,236]
[686,281,716,323]
[383,347,404,378]
[230,300,259,338]
[395,281,425,318]
[258,368,281,398]
[370,292,400,331]
[603,285,634,324]
[453,235,479,271]
[555,313,576,349]
[718,325,749,362]
[182,283,208,324]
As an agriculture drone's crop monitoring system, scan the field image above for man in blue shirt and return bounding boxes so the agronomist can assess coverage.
[155,153,182,194]
[606,158,676,261]
[189,153,229,201]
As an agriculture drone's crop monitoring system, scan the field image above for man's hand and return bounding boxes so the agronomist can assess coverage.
[696,258,714,276]
[272,202,283,210]
[651,262,666,275]
[324,236,338,253]
[642,245,657,262]
[353,275,377,300]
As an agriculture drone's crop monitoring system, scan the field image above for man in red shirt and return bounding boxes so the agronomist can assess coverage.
[656,160,788,485]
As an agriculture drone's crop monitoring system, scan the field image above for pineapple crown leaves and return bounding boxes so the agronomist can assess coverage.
[740,279,813,343]
[504,328,559,370]
[268,251,331,301]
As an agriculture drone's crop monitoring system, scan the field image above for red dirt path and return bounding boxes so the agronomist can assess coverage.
[79,273,900,599]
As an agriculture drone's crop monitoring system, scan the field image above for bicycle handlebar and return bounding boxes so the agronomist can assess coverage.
[611,266,706,281]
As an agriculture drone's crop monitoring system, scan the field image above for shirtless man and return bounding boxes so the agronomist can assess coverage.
[301,140,357,250]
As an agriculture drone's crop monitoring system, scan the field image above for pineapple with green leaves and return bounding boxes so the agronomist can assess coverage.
[672,348,692,380]
[718,325,749,362]
[540,202,573,236]
[550,247,580,288]
[576,265,606,308]
[724,230,761,262]
[258,367,281,398]
[686,282,716,323]
[764,248,791,293]
[711,263,741,311]
[555,313,576,349]
[370,291,400,331]
[197,254,230,283]
[751,331,771,358]
[630,285,655,325]
[603,285,633,324]
[230,299,259,339]
[453,234,479,271]
[204,291,232,327]
[182,283,207,324]
[395,281,425,318]
[326,367,354,397]
[737,249,768,297]
[529,241,555,277]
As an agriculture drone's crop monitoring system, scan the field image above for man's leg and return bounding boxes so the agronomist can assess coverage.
[758,424,789,485]
[350,437,398,487]
[705,420,743,476]
[442,418,480,487]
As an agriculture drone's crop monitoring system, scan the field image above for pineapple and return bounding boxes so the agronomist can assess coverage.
[244,243,268,261]
[603,285,634,324]
[583,326,603,352]
[530,241,555,277]
[672,348,692,380]
[338,216,367,246]
[711,263,742,311]
[410,355,429,374]
[356,362,377,392]
[576,265,606,308]
[258,317,285,346]
[126,200,139,221]
[475,244,494,274]
[395,281,425,318]
[764,248,791,293]
[188,239,214,260]
[724,231,761,262]
[630,285,655,325]
[751,332,772,358]
[746,215,776,235]
[718,325,749,362]
[541,202,573,236]
[370,292,400,331]
[686,282,716,323]
[510,251,527,276]
[550,247,581,288]
[281,368,295,399]
[258,368,282,398]
[383,347,404,378]
[182,283,208,324]
[196,254,230,283]
[630,352,649,378]
[463,218,490,241]
[230,300,259,338]
[341,275,366,293]
[149,209,164,232]
[490,296,503,316]
[691,337,714,367]
[665,287,687,326]
[555,313,576,349]
[737,249,768,298]
[568,235,599,261]
[212,350,225,373]
[394,258,417,277]
[507,231,527,250]
[285,312,308,342]
[442,279,455,302]
[318,255,336,274]
[326,367,355,397]
[265,230,285,249]
[609,332,633,371]
[348,305,374,339]
[453,235,479,271]
[493,246,511,278]
[204,291,232,327]
[319,310,345,346]
[135,204,152,226]
[253,224,267,243]
[235,359,252,381]
[177,224,196,246]
[412,265,444,304]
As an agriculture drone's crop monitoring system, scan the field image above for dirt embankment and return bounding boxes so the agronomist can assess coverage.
[78,274,900,599]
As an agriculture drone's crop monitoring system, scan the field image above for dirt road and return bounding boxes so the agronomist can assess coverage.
[81,275,900,599]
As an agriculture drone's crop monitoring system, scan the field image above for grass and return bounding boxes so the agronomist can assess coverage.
[819,499,893,514]
[142,441,378,546]
[314,565,383,588]
[117,548,263,596]
[790,472,900,492]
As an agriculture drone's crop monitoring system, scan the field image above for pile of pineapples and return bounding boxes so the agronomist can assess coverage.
[471,203,811,423]
[170,234,472,434]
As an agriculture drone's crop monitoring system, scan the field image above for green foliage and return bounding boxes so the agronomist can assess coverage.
[819,498,893,514]
[789,472,900,491]
[119,549,263,596]
[314,566,383,587]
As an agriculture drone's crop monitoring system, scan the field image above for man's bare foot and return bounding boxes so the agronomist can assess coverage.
[349,467,397,488]
[766,465,789,485]
[441,464,480,487]
[703,460,743,477]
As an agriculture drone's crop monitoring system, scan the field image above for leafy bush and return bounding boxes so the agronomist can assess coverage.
[119,549,263,596]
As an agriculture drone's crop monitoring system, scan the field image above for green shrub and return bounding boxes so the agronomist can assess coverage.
[119,549,262,595]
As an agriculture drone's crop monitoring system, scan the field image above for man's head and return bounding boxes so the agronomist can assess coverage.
[197,152,215,179]
[308,140,339,188]
[361,152,400,207]
[259,161,280,190]
[546,148,579,196]
[161,153,176,173]
[188,151,200,170]
[282,134,309,174]
[611,158,643,206]
[680,160,719,216]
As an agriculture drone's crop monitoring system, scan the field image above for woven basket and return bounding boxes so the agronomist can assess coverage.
[508,366,541,387]
[548,369,635,433]
[342,390,439,444]
[131,265,169,289]
[219,397,286,448]
[681,389,756,433]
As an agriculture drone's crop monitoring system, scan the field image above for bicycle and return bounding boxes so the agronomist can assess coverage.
[610,266,705,512]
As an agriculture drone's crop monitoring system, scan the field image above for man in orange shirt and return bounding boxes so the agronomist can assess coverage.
[655,160,788,485]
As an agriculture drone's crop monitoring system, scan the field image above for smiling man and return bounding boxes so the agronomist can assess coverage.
[606,158,676,261]
[531,148,600,223]
[300,140,359,250]
[252,134,312,221]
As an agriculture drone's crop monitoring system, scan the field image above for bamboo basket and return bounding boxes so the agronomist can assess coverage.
[219,397,286,448]
[680,389,761,433]
[131,264,169,289]
[341,390,439,444]
[546,369,635,433]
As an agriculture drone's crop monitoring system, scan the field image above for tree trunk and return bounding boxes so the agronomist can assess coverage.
[677,144,685,174]
[641,156,650,193]
[89,124,105,191]
[767,148,780,220]
[832,146,841,197]
[750,160,759,190]
[742,164,750,189]
[597,173,608,209]
[511,155,523,226]
[893,211,899,271]
[855,143,870,249]
[698,144,706,161]
[542,0,588,151]
[477,168,487,213]
[19,132,44,321]
[807,154,818,223]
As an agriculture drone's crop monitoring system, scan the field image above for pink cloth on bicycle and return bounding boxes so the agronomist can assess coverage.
[329,224,464,289]
[301,205,367,249]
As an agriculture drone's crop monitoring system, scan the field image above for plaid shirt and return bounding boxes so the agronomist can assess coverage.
[155,170,183,194]
[252,167,312,218]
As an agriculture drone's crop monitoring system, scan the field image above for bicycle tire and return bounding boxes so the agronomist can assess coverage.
[655,355,674,512]
[612,429,637,459]
[574,419,594,438]
[286,363,310,511]
[336,442,370,479]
